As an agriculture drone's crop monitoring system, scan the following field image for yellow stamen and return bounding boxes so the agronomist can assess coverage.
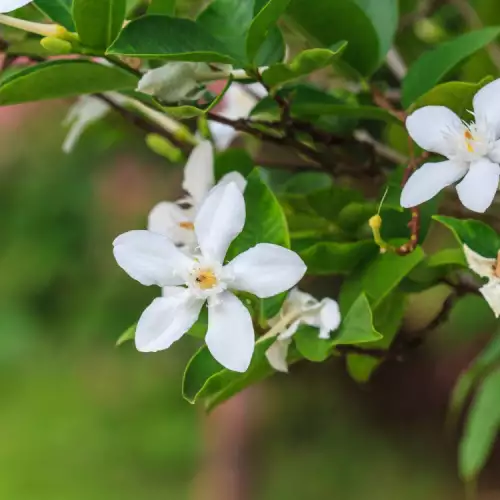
[179,221,194,230]
[195,270,217,290]
[464,130,474,152]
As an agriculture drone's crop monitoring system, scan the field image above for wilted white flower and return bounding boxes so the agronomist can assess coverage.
[401,78,500,213]
[148,141,246,251]
[266,288,341,372]
[113,182,307,372]
[463,244,500,318]
[137,62,231,103]
[0,0,32,12]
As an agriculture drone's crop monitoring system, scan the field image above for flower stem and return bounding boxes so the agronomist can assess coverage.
[0,14,67,38]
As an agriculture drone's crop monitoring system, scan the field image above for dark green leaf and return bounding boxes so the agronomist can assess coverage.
[148,0,176,15]
[402,27,500,107]
[33,0,75,30]
[434,215,500,258]
[0,60,138,105]
[107,15,236,63]
[73,0,127,50]
[214,148,254,181]
[459,369,500,481]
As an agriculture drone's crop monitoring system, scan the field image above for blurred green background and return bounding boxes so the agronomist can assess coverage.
[4,0,500,498]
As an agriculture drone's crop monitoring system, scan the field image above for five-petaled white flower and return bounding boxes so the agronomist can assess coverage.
[148,141,246,251]
[266,288,341,372]
[0,0,32,12]
[463,244,500,318]
[401,78,500,213]
[113,182,307,372]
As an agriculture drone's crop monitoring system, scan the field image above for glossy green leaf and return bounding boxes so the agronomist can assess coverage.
[33,0,75,30]
[107,15,236,63]
[459,369,500,481]
[262,45,346,87]
[0,60,138,105]
[246,0,290,62]
[73,0,127,50]
[287,0,379,76]
[434,215,500,258]
[402,27,500,107]
[214,148,254,181]
[410,78,494,118]
[299,240,377,275]
[148,0,176,15]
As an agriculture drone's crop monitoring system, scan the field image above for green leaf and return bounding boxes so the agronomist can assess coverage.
[148,0,176,15]
[408,248,467,285]
[262,45,347,87]
[410,77,494,118]
[282,172,332,194]
[287,0,380,76]
[402,27,500,107]
[346,354,380,383]
[214,148,254,181]
[306,184,364,220]
[116,323,136,346]
[434,215,500,258]
[294,325,331,362]
[107,15,236,63]
[162,105,205,119]
[292,102,398,123]
[0,60,138,105]
[246,0,290,63]
[73,0,127,50]
[33,0,75,30]
[459,369,500,481]
[298,240,378,275]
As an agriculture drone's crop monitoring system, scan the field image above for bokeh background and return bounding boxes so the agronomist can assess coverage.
[3,0,500,499]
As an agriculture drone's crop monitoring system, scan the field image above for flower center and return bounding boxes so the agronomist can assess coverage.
[179,221,194,230]
[464,130,475,152]
[195,269,218,290]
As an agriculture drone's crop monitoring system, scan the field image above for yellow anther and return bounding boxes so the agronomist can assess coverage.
[195,269,217,290]
[464,130,474,152]
[179,221,194,230]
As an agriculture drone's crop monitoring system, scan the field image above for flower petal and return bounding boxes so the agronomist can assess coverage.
[456,158,500,213]
[205,292,254,372]
[0,0,32,12]
[480,281,500,318]
[406,106,462,157]
[266,338,292,373]
[136,294,204,352]
[473,78,500,138]
[183,141,215,205]
[217,171,247,192]
[278,319,301,340]
[225,243,307,298]
[400,160,468,208]
[194,182,245,263]
[463,244,496,279]
[318,299,342,339]
[113,230,193,286]
[148,201,196,247]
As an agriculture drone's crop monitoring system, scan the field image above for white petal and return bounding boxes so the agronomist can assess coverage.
[266,338,292,373]
[400,160,468,208]
[287,288,318,311]
[0,0,32,12]
[406,106,462,157]
[489,140,500,163]
[182,141,215,205]
[194,182,245,263]
[208,121,237,151]
[456,158,500,213]
[463,244,496,279]
[136,294,204,352]
[113,230,193,286]
[480,281,500,318]
[225,243,307,298]
[217,171,247,192]
[148,201,196,247]
[162,286,188,298]
[318,299,341,339]
[473,78,500,138]
[205,292,254,372]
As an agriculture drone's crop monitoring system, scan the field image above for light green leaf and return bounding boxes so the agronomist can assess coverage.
[246,0,290,63]
[408,248,467,285]
[402,27,500,107]
[116,323,136,346]
[162,105,205,119]
[286,0,379,76]
[346,354,380,383]
[33,0,75,30]
[294,325,331,362]
[107,15,236,63]
[410,78,494,118]
[262,45,347,87]
[298,240,377,275]
[73,0,127,50]
[0,60,138,105]
[148,0,176,15]
[434,215,500,258]
[459,369,500,481]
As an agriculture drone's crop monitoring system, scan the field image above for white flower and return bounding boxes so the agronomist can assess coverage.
[401,78,500,213]
[137,62,231,103]
[0,0,32,12]
[266,288,341,372]
[209,83,267,150]
[148,141,246,251]
[463,244,500,318]
[113,182,307,372]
